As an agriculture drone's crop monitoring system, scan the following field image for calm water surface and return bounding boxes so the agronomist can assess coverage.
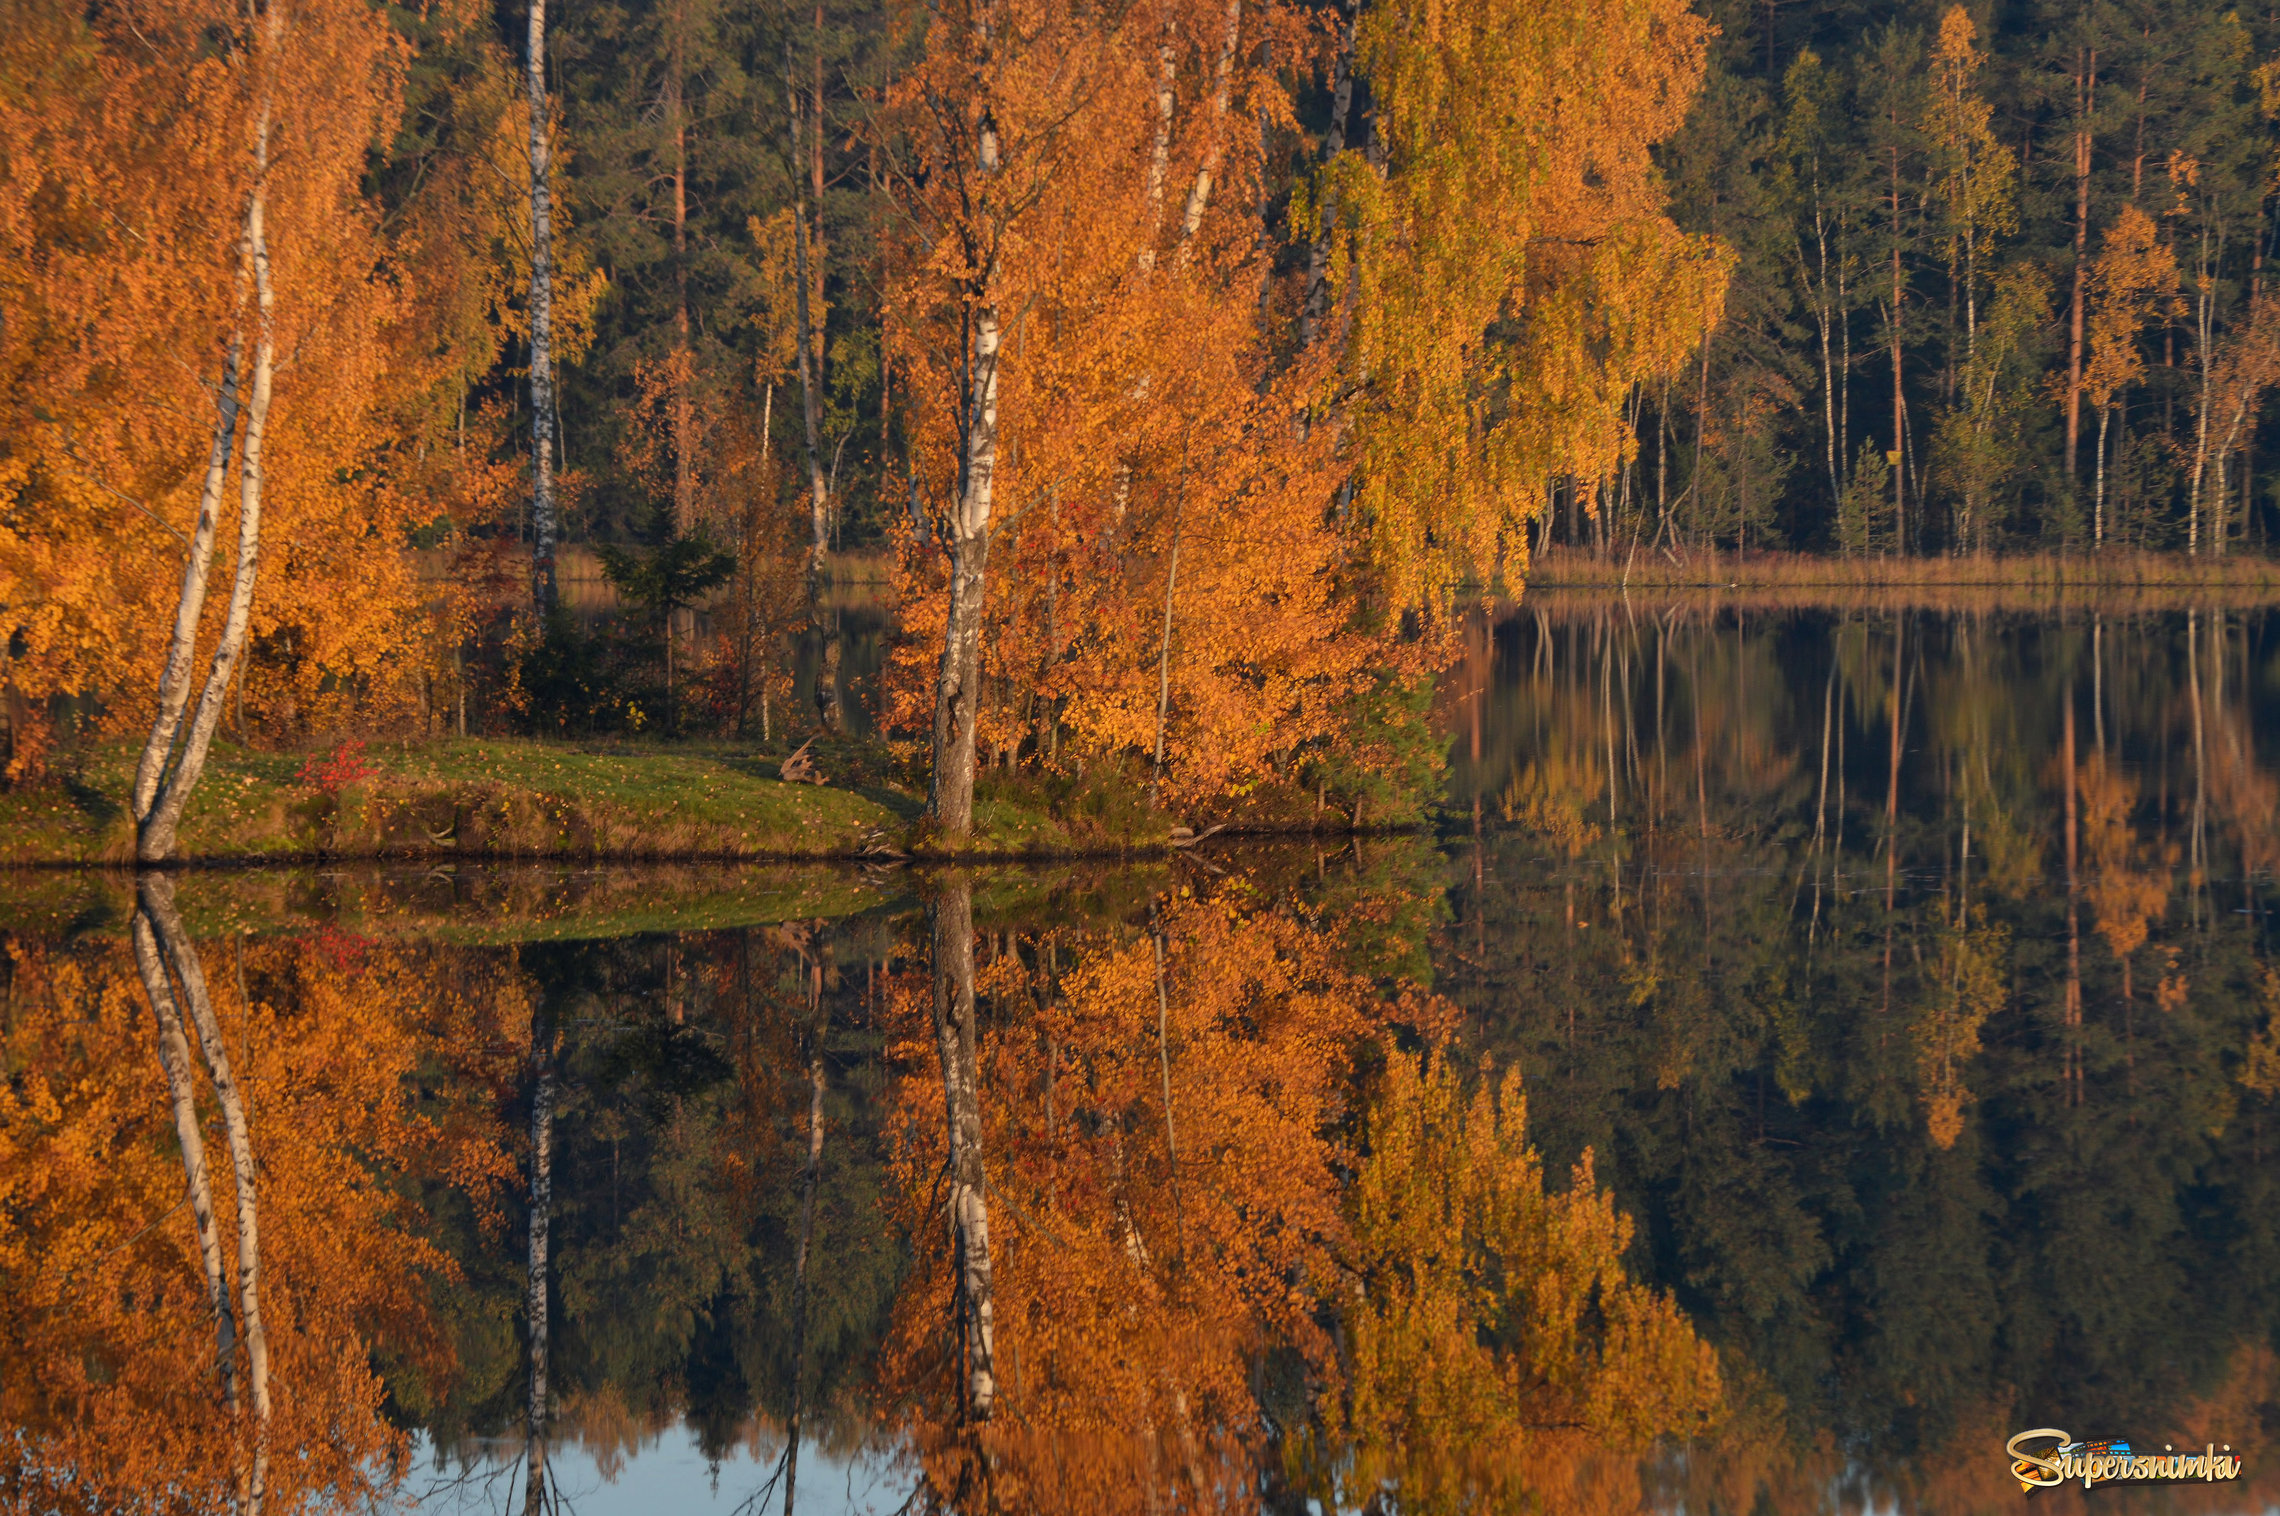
[7,599,2277,1514]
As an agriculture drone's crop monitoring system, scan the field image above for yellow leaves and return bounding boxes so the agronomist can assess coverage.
[1335,1048,1723,1513]
[1913,908,2009,1149]
[2243,969,2280,1099]
[747,209,823,389]
[1925,5,2018,267]
[2084,205,2181,410]
[1498,754,1605,856]
[1334,0,1727,615]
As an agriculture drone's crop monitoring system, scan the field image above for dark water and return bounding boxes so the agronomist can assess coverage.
[6,600,2277,1515]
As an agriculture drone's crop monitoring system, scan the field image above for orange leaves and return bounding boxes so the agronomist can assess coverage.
[0,932,520,1512]
[875,888,1444,1512]
[2078,753,2173,966]
[2084,205,2181,412]
[881,0,1425,804]
[0,0,511,755]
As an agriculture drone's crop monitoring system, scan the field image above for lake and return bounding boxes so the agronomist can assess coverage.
[7,597,2276,1514]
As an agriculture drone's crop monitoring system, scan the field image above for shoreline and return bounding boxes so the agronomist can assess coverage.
[0,817,1408,871]
[1520,546,2280,594]
[0,735,1413,870]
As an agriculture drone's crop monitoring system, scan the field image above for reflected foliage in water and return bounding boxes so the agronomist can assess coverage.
[1442,603,2280,1510]
[3,604,2280,1514]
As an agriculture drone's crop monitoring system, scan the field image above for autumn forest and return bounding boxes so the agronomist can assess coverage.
[4,0,2280,1511]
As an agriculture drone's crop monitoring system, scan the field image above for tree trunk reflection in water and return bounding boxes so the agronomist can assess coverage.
[783,935,829,1515]
[131,904,236,1415]
[2064,691,2084,1104]
[524,986,556,1515]
[930,876,996,1420]
[134,874,269,1511]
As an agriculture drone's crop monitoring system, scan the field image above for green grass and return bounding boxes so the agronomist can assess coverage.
[0,738,910,865]
[0,734,1381,868]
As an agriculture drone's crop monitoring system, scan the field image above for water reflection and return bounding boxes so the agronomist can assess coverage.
[2,603,2277,1514]
[1445,600,2280,1513]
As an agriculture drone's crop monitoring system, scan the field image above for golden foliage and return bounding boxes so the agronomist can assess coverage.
[0,932,521,1512]
[881,0,1431,802]
[2084,206,2182,413]
[1914,909,2008,1149]
[0,0,580,756]
[876,890,1448,1512]
[1318,0,1729,613]
[1327,1049,1725,1514]
[2079,753,2173,973]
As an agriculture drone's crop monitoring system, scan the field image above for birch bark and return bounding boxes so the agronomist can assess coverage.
[1135,6,1177,275]
[528,0,560,612]
[132,334,241,826]
[927,96,1000,834]
[138,78,277,863]
[1174,0,1243,263]
[522,1000,556,1516]
[930,877,995,1419]
[131,907,237,1416]
[141,875,269,1511]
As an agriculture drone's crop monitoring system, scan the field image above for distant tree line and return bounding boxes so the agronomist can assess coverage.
[1610,0,2280,557]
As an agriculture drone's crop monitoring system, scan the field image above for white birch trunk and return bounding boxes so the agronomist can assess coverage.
[930,879,995,1419]
[132,334,242,826]
[137,96,276,864]
[1149,926,1183,1254]
[1149,492,1183,805]
[528,0,559,610]
[141,875,268,1511]
[1174,0,1243,263]
[523,1005,555,1516]
[2095,402,2111,546]
[1136,9,1176,274]
[132,906,238,1416]
[927,113,999,835]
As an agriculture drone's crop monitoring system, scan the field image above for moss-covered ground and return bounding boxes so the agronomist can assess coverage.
[0,736,1329,866]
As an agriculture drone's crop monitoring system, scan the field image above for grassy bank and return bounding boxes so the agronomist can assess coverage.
[0,738,912,865]
[0,736,1321,866]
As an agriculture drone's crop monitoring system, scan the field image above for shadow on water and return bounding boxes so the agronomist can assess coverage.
[4,601,2278,1514]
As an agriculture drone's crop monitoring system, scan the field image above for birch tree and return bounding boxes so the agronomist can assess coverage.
[890,0,1100,835]
[522,992,557,1516]
[2081,204,2179,544]
[1315,0,1730,612]
[136,874,272,1510]
[929,875,996,1418]
[131,0,284,864]
[527,0,560,612]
